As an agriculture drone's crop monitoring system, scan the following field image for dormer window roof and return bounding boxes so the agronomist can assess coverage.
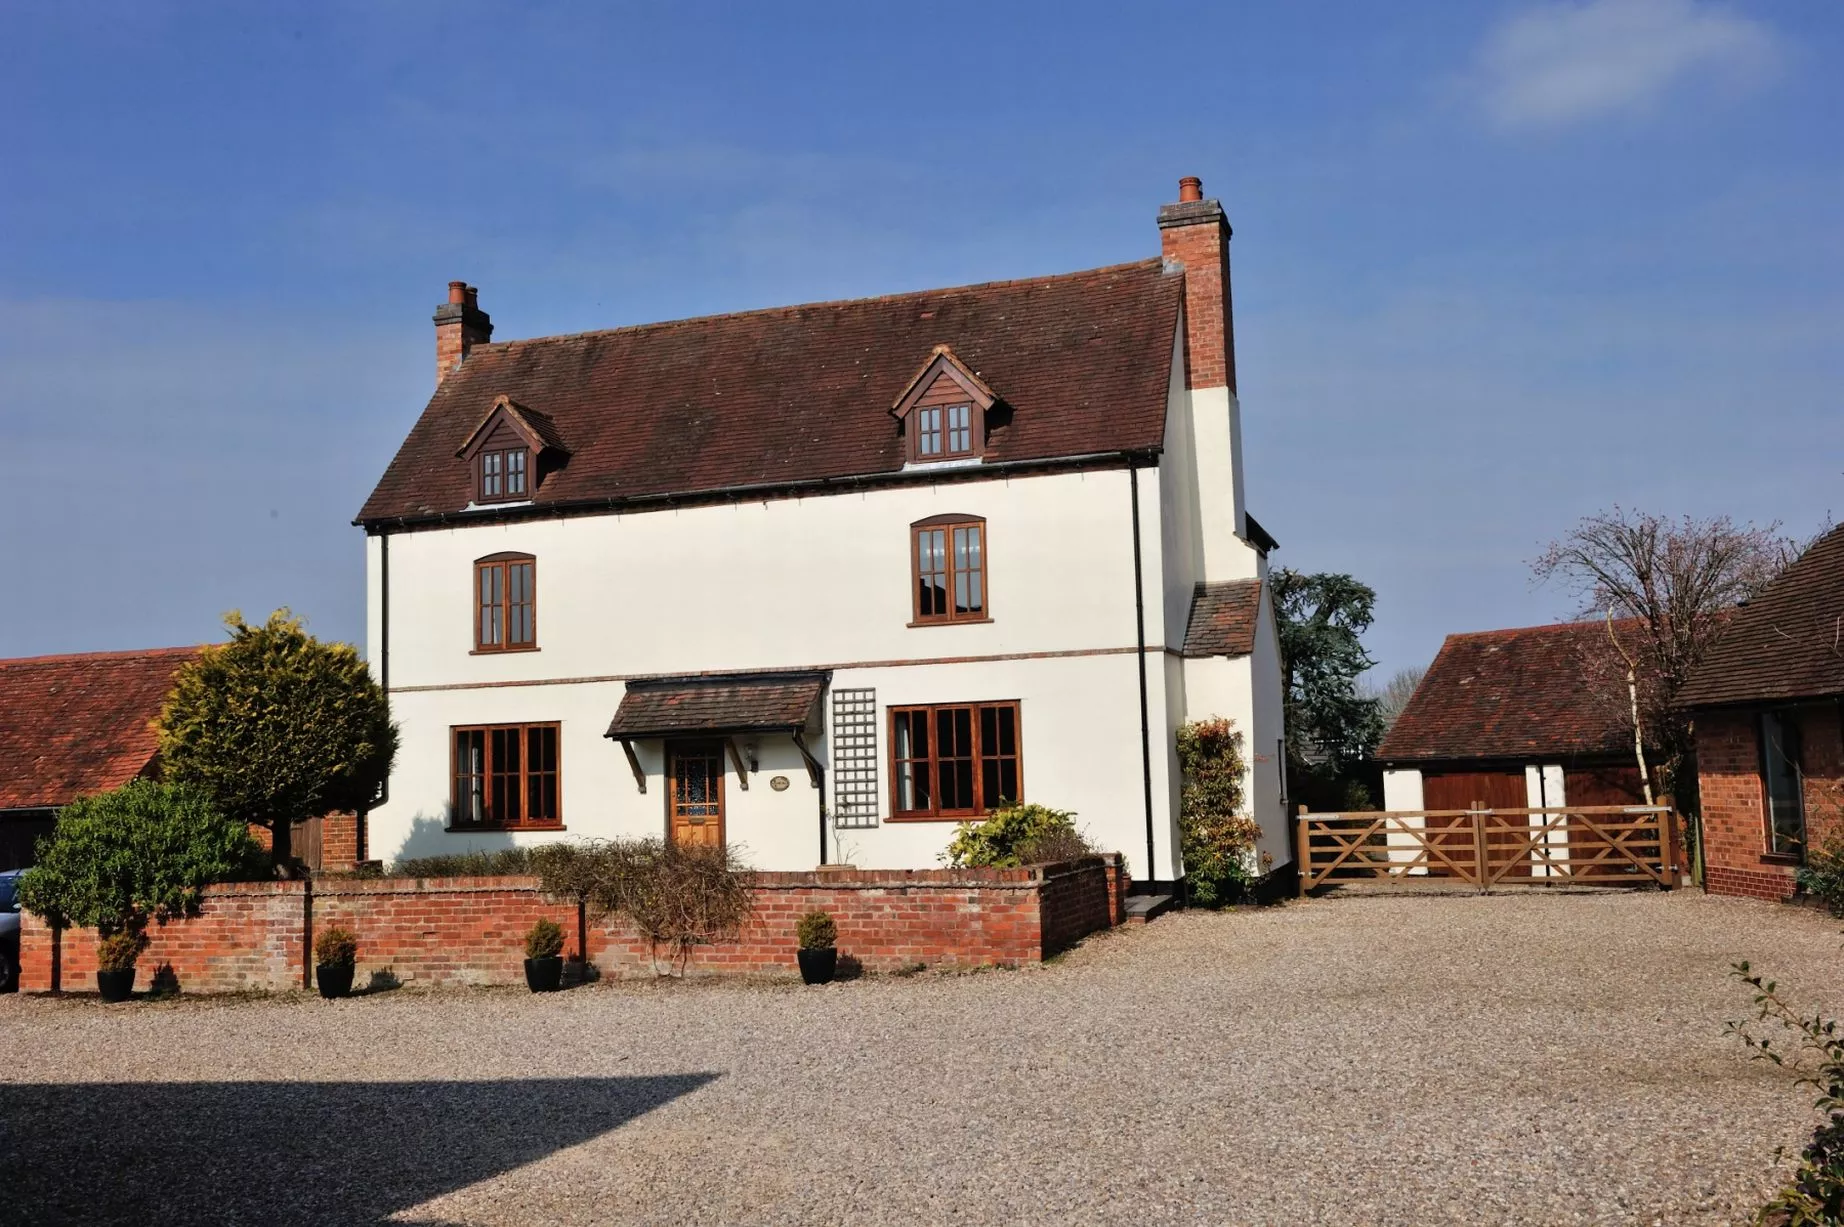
[457,395,569,505]
[890,346,999,465]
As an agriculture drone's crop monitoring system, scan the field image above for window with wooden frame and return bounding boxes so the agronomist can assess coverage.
[474,553,536,651]
[911,515,987,624]
[889,701,1020,819]
[916,403,975,460]
[1760,710,1806,856]
[477,446,529,503]
[451,722,561,829]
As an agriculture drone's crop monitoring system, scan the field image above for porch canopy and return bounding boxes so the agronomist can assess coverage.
[604,671,828,792]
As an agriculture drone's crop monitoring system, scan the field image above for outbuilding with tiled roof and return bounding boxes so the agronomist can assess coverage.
[1378,620,1656,827]
[0,646,201,869]
[1679,524,1844,902]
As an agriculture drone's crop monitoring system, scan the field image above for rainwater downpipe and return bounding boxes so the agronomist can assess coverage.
[364,532,391,861]
[1129,465,1157,889]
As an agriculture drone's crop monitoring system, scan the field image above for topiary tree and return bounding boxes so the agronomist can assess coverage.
[17,780,264,934]
[1176,718,1261,907]
[159,610,396,871]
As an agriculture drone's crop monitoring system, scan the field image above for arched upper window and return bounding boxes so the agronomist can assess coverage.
[475,552,536,651]
[911,514,988,625]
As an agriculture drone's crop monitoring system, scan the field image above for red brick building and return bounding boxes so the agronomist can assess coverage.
[0,647,203,869]
[1680,525,1844,901]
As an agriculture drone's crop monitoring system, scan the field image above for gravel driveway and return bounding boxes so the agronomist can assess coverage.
[2,890,1839,1226]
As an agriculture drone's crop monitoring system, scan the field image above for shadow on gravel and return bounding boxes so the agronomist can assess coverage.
[0,1073,718,1226]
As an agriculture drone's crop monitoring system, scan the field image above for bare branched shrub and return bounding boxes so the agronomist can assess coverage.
[522,838,754,976]
[1014,825,1100,866]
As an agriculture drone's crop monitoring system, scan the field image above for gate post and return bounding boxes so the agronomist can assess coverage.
[1471,801,1489,894]
[1295,805,1311,898]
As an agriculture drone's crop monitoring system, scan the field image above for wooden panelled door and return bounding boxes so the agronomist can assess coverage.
[1421,769,1531,877]
[667,740,725,848]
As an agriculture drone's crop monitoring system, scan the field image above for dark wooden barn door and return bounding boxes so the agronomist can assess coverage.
[1421,769,1530,877]
[1563,764,1649,878]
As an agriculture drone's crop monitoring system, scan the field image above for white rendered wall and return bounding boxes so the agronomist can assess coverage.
[1381,768,1428,873]
[366,466,1187,881]
[1245,583,1288,866]
[1525,763,1568,877]
[1190,384,1254,582]
[1157,320,1204,646]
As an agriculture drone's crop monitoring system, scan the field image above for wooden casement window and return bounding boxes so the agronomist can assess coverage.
[912,515,987,624]
[889,701,1021,819]
[452,722,561,829]
[475,553,536,651]
[915,403,975,461]
[477,446,529,503]
[1760,710,1806,856]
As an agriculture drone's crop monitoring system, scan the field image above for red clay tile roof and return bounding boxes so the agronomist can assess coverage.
[1182,580,1262,657]
[605,673,827,740]
[358,260,1182,525]
[1378,621,1643,763]
[1679,524,1844,708]
[0,646,201,811]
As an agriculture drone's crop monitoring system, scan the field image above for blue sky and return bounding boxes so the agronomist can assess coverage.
[2,0,1839,679]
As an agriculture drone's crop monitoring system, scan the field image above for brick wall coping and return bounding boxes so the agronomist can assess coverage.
[293,854,1125,897]
[189,880,308,899]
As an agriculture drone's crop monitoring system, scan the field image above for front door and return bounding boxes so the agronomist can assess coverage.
[667,740,726,848]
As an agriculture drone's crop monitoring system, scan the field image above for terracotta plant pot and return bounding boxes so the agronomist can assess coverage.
[96,968,136,1002]
[797,948,836,985]
[524,956,563,993]
[316,963,355,1000]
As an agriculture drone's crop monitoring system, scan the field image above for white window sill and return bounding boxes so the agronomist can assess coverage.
[901,457,984,474]
[462,499,533,512]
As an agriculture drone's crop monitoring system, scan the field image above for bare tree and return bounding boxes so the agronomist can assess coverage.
[1371,666,1426,735]
[1532,507,1801,795]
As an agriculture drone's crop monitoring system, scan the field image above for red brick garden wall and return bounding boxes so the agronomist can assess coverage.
[1698,706,1844,902]
[17,882,308,993]
[19,855,1124,993]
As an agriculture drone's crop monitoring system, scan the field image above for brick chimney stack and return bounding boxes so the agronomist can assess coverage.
[433,281,492,388]
[1157,177,1236,395]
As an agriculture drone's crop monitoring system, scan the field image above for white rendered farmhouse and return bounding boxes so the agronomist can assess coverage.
[357,176,1285,890]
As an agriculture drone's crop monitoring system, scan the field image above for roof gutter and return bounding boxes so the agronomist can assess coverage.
[356,449,1164,534]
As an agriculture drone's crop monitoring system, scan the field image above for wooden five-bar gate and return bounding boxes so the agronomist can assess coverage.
[1294,804,1682,895]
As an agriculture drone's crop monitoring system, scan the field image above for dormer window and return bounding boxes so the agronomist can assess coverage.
[891,346,999,466]
[456,394,570,508]
[478,446,528,502]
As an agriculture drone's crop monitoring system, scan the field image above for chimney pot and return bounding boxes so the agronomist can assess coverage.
[464,285,479,310]
[1178,176,1203,202]
[448,281,467,304]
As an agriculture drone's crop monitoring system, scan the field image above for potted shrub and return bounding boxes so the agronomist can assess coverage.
[523,917,565,992]
[795,909,837,985]
[95,931,145,1002]
[314,926,358,999]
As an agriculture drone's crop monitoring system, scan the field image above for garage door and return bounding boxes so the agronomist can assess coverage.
[1421,769,1530,877]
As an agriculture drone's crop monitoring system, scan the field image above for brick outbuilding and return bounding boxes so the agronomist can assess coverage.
[1679,525,1844,901]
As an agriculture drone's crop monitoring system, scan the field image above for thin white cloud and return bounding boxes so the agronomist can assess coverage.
[1473,0,1779,130]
